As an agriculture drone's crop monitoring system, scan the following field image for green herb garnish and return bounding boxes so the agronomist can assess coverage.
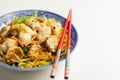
[14,10,38,24]
[23,46,29,54]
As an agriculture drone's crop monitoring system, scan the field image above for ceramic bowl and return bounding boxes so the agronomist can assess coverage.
[0,10,78,71]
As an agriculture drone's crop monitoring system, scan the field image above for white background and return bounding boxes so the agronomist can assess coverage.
[0,0,120,80]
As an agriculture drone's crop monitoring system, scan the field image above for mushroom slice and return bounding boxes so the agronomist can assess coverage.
[6,46,24,64]
[46,35,59,52]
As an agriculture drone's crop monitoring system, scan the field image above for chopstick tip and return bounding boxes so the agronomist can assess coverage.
[65,76,69,79]
[68,9,72,20]
[69,9,72,12]
[50,75,55,79]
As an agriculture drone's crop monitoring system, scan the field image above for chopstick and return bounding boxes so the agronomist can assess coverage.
[64,10,72,80]
[50,9,72,79]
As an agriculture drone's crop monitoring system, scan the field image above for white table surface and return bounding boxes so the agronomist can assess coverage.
[0,0,120,80]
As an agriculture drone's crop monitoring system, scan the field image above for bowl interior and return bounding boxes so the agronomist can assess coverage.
[0,10,78,71]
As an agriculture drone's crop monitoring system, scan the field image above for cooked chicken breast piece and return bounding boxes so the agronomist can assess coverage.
[46,35,59,52]
[11,24,36,35]
[46,19,63,35]
[18,32,32,46]
[0,25,11,38]
[6,46,24,64]
[0,38,18,53]
[38,25,51,44]
[28,44,50,61]
[52,22,62,34]
[25,18,41,31]
[27,44,41,59]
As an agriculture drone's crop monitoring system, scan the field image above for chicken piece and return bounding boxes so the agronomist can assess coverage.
[46,19,63,35]
[18,32,32,46]
[46,35,59,52]
[10,36,24,47]
[27,44,41,60]
[38,25,51,44]
[28,44,50,61]
[0,25,11,39]
[25,18,41,31]
[11,24,36,35]
[38,24,51,37]
[38,35,47,44]
[52,22,62,34]
[6,46,24,64]
[0,38,18,53]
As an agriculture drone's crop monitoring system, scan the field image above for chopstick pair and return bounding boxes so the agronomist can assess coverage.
[50,9,72,80]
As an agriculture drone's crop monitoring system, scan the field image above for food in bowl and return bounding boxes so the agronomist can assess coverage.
[0,11,67,68]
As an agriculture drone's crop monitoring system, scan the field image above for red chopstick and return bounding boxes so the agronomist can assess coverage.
[64,10,72,79]
[50,9,72,79]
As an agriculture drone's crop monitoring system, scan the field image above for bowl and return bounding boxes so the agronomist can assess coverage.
[0,10,78,71]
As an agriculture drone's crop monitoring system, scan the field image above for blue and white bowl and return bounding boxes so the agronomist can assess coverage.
[0,10,78,71]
